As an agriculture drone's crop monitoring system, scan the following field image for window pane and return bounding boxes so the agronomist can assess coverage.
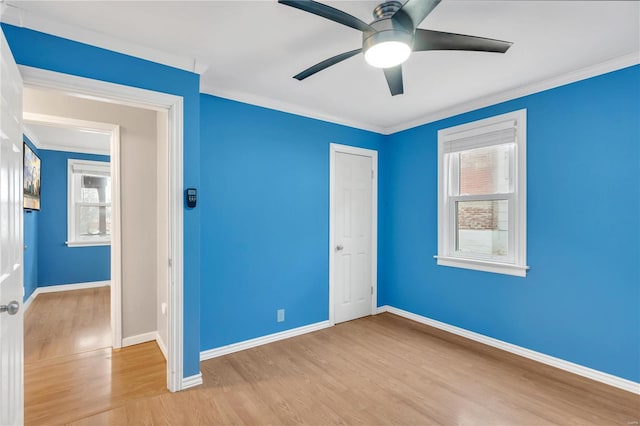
[459,144,512,195]
[80,175,111,203]
[456,200,508,256]
[77,205,111,237]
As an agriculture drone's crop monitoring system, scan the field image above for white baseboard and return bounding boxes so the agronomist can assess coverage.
[37,280,111,294]
[23,280,111,312]
[378,305,640,395]
[156,332,168,360]
[181,373,203,390]
[200,320,332,361]
[122,331,157,347]
[375,305,388,315]
[22,290,38,311]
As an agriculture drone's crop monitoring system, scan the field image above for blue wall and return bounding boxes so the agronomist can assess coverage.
[3,24,201,377]
[199,94,384,350]
[37,150,110,286]
[7,23,638,384]
[380,65,640,382]
[23,136,39,301]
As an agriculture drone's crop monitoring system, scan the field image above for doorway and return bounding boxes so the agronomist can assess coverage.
[20,86,174,424]
[20,65,185,392]
[329,143,378,325]
[22,112,120,348]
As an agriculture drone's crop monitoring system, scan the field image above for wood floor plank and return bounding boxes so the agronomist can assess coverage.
[24,287,111,363]
[24,288,167,425]
[71,312,639,425]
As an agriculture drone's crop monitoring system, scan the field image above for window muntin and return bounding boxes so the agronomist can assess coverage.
[437,110,527,276]
[67,159,111,246]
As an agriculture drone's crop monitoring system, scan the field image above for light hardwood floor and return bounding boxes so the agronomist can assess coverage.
[69,313,638,426]
[24,287,167,425]
[25,287,111,363]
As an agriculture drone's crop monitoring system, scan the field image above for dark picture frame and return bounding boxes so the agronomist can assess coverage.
[23,143,41,211]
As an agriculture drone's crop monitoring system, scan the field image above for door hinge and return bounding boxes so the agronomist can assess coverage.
[168,258,172,267]
[371,169,374,179]
[371,286,373,295]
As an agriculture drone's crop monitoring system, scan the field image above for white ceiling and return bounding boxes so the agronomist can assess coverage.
[4,1,639,133]
[23,121,111,155]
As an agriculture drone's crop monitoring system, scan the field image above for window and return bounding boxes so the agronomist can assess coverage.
[437,109,528,276]
[67,159,111,247]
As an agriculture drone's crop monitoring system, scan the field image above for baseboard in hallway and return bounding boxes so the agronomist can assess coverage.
[23,280,110,311]
[122,331,158,347]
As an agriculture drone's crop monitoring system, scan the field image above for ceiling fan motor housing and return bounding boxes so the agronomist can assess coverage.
[362,7,414,54]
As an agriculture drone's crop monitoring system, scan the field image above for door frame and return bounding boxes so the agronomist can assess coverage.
[23,112,122,347]
[20,65,185,392]
[328,143,378,326]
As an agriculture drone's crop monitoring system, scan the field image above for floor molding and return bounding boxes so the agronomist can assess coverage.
[23,289,38,311]
[23,280,110,311]
[377,305,640,395]
[181,373,203,390]
[122,331,157,348]
[156,333,168,361]
[200,320,332,361]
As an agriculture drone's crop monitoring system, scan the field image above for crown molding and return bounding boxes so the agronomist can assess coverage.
[202,52,638,136]
[2,2,201,74]
[23,112,114,156]
[29,141,110,157]
[22,125,41,148]
[5,2,637,135]
[384,51,640,134]
[200,84,387,135]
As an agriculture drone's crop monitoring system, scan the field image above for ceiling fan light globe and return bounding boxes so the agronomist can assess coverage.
[364,41,411,68]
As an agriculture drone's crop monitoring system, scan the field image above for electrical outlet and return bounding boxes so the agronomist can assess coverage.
[277,309,285,323]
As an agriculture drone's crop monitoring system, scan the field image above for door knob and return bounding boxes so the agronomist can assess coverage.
[0,300,20,315]
[336,244,344,251]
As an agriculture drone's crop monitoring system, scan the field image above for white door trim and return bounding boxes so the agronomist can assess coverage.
[20,65,185,392]
[329,143,378,326]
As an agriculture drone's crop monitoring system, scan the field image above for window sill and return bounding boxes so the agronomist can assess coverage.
[66,240,111,248]
[434,255,529,277]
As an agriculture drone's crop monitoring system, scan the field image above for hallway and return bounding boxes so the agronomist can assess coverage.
[24,287,166,425]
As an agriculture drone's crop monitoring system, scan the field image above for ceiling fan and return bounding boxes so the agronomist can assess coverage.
[279,0,513,96]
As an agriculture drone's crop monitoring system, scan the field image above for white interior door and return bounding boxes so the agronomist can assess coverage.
[0,28,24,425]
[333,149,374,324]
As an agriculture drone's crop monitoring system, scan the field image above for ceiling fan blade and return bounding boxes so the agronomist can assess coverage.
[395,0,441,28]
[413,29,513,53]
[383,65,404,96]
[279,1,374,32]
[294,49,362,81]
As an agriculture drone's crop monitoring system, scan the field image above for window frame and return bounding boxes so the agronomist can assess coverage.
[67,158,112,247]
[436,109,528,277]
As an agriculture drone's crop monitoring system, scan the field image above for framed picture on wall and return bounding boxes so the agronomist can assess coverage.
[23,143,41,211]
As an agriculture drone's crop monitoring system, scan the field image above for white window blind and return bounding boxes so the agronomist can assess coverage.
[443,122,517,153]
[71,162,110,176]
